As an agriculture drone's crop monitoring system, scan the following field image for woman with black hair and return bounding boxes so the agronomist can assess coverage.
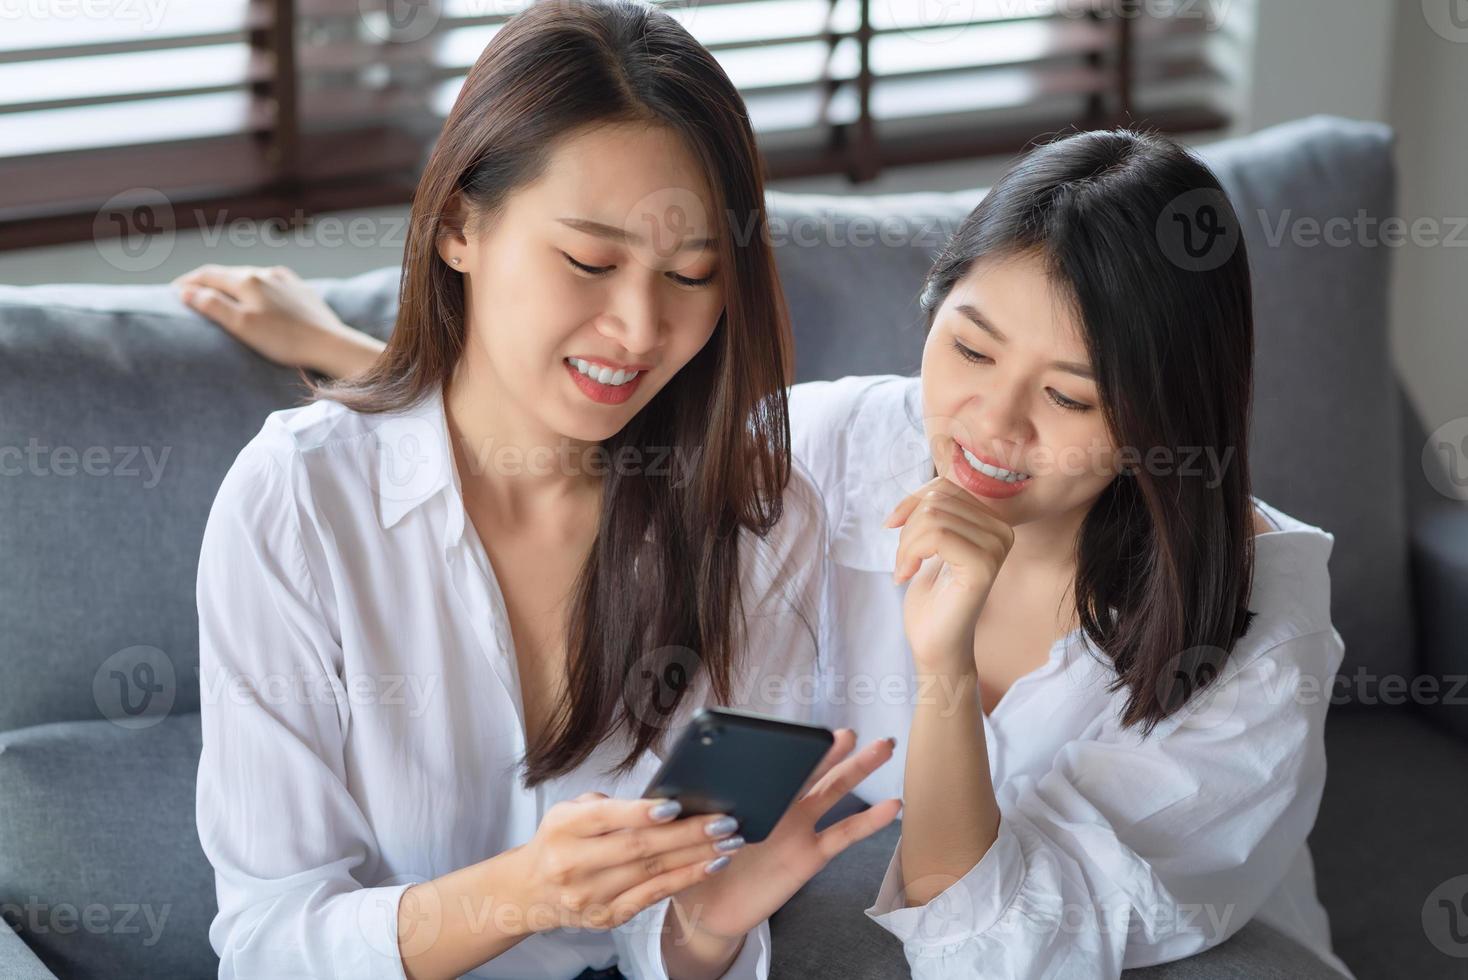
[790,129,1351,978]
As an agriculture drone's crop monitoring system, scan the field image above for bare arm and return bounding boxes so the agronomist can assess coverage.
[173,264,386,378]
[899,668,999,906]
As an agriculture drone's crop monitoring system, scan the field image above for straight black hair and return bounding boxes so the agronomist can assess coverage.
[920,129,1257,734]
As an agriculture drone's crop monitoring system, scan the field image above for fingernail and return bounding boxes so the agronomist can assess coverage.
[705,856,731,873]
[713,835,745,853]
[649,799,681,822]
[885,736,898,749]
[704,815,738,837]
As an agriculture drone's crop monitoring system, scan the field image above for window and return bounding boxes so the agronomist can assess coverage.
[0,0,1244,251]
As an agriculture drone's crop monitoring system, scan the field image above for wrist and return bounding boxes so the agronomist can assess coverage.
[478,845,536,940]
[308,322,386,377]
[663,896,744,980]
[911,643,978,680]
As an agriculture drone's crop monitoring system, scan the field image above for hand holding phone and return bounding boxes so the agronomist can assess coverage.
[641,707,834,842]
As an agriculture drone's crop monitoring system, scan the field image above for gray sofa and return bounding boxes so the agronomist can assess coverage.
[1,115,1464,979]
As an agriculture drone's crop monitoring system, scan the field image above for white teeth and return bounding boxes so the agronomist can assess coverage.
[962,446,1028,483]
[568,357,640,386]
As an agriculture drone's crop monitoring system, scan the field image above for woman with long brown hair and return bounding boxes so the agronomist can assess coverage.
[191,3,899,979]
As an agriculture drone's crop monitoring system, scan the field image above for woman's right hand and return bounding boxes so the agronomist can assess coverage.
[172,264,385,377]
[501,792,742,934]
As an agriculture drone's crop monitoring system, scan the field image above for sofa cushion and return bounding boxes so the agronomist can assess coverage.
[1310,706,1468,977]
[774,804,1346,979]
[0,714,216,978]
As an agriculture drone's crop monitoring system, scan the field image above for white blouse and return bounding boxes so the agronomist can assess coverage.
[788,375,1353,980]
[194,381,827,980]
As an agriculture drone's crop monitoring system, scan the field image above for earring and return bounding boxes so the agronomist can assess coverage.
[451,257,462,266]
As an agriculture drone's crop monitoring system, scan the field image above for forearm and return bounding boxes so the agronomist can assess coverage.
[399,847,533,980]
[310,322,386,378]
[900,667,1001,906]
[661,895,746,980]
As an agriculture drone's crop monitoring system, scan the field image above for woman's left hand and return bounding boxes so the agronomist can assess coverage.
[886,476,1015,674]
[663,728,902,943]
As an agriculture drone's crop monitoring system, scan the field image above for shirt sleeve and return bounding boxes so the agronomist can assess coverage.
[614,901,771,980]
[865,627,1345,979]
[195,436,413,980]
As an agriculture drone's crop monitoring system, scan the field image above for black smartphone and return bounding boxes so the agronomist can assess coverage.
[641,707,834,843]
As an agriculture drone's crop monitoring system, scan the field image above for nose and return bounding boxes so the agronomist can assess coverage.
[966,374,1031,450]
[598,279,663,357]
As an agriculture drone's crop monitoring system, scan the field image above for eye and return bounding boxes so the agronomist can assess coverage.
[561,251,612,276]
[670,270,717,288]
[1046,389,1091,413]
[562,251,716,288]
[951,339,989,365]
[952,340,1092,413]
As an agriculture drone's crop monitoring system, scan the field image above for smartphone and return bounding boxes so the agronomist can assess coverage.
[641,707,834,843]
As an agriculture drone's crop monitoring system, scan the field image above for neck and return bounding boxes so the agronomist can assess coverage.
[444,354,600,524]
[991,496,1090,632]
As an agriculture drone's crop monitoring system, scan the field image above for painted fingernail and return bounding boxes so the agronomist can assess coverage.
[885,736,898,749]
[704,815,738,837]
[705,856,731,873]
[713,835,746,853]
[649,800,681,822]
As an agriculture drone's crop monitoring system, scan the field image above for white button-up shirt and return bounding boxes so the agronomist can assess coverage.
[195,381,826,980]
[788,374,1353,980]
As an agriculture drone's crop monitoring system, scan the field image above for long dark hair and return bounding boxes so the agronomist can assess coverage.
[308,0,793,785]
[919,129,1257,735]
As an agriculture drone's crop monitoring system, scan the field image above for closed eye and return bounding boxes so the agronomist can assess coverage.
[561,251,716,288]
[950,339,1092,413]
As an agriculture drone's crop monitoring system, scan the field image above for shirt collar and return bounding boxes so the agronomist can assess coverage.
[830,376,936,572]
[373,380,466,550]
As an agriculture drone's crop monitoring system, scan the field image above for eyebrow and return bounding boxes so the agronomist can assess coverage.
[955,303,1096,381]
[557,217,715,253]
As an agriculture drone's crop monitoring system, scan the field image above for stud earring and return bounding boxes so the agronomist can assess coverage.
[451,257,462,266]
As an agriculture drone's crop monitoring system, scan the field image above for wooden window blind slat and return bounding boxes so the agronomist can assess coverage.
[2,0,1241,252]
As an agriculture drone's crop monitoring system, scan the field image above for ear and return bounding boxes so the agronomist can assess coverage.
[435,191,474,267]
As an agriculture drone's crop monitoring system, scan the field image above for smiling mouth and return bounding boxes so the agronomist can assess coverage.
[565,356,643,387]
[958,444,1030,482]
